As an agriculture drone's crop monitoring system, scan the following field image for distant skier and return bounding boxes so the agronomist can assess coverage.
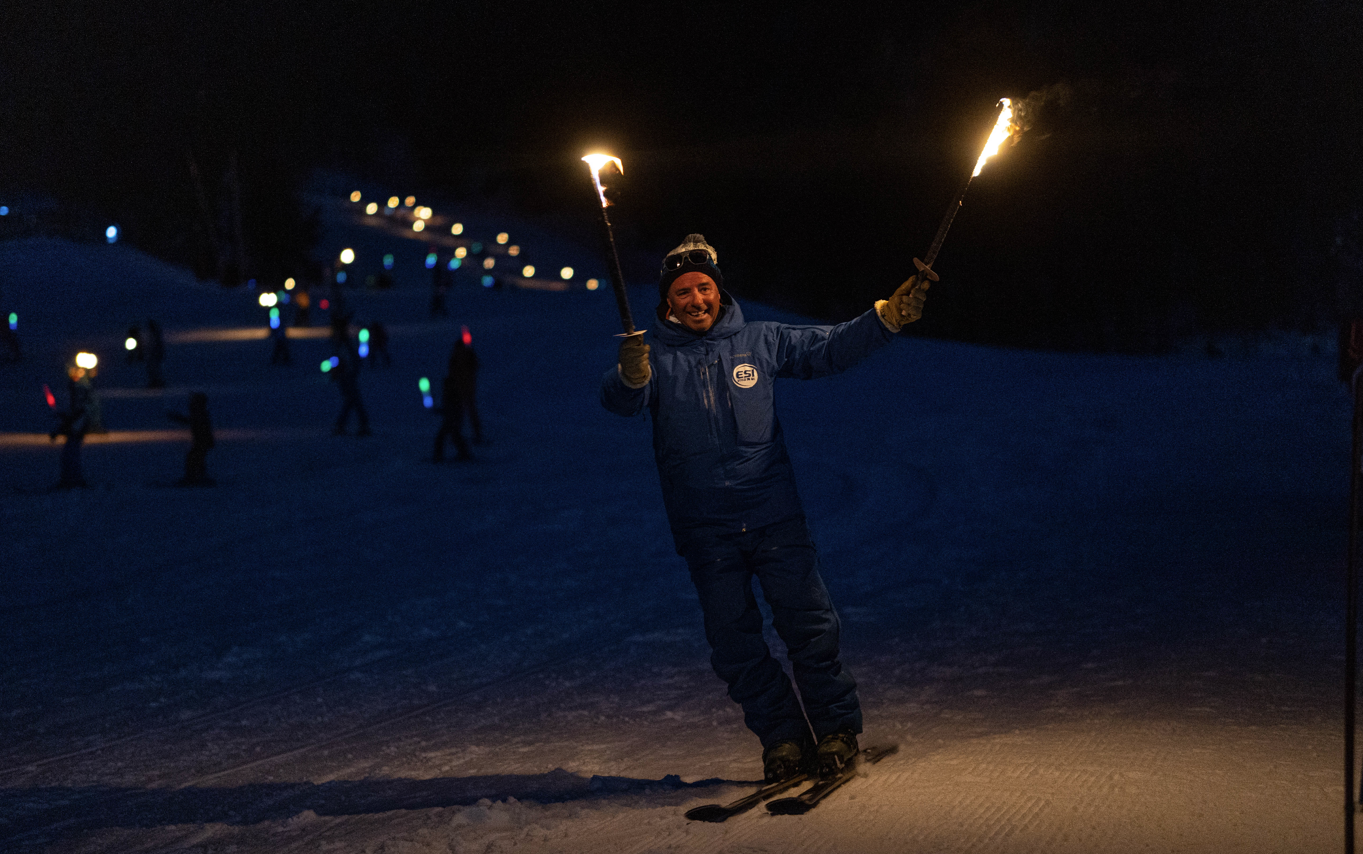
[369,320,392,367]
[49,369,93,488]
[431,371,473,462]
[600,234,929,783]
[144,319,166,388]
[126,323,144,362]
[167,391,215,486]
[430,256,452,317]
[269,318,291,365]
[330,321,371,436]
[449,330,483,443]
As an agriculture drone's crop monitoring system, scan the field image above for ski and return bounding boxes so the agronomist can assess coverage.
[766,743,898,816]
[684,772,810,822]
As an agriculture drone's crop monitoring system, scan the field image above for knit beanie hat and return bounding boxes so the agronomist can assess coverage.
[659,234,723,301]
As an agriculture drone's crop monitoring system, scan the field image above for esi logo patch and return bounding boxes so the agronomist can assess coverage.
[731,363,759,389]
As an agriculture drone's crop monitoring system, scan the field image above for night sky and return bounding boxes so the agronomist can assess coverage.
[3,0,1360,350]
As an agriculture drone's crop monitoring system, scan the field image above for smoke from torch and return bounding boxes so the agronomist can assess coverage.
[582,154,639,336]
[914,98,1019,282]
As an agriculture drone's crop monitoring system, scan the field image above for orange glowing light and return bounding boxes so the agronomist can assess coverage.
[582,153,623,207]
[972,98,1015,178]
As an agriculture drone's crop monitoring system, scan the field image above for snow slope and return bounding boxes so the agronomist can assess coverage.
[0,201,1351,853]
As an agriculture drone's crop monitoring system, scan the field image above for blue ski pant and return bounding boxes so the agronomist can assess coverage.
[679,516,862,748]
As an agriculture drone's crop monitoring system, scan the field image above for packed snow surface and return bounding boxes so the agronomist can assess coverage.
[0,205,1350,853]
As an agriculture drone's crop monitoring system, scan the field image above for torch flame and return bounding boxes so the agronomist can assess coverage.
[582,153,623,208]
[971,98,1015,178]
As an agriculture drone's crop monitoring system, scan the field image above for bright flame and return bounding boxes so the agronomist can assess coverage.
[972,98,1015,178]
[75,351,98,370]
[582,153,623,207]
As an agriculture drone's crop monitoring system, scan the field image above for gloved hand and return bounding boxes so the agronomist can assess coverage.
[876,276,930,331]
[618,333,651,388]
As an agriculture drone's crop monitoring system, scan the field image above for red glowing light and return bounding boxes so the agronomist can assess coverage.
[43,384,56,409]
[461,325,472,346]
[320,298,330,310]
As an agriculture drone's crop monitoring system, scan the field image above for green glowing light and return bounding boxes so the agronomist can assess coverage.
[418,377,431,394]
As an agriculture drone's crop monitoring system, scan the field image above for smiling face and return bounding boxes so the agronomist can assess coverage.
[666,271,721,333]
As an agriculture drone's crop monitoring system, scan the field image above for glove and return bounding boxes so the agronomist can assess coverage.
[617,333,651,388]
[876,276,930,331]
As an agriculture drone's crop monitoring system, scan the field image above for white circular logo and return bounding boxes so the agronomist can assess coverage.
[732,363,758,389]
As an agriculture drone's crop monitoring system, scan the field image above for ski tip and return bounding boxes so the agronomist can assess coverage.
[766,797,812,816]
[684,805,733,822]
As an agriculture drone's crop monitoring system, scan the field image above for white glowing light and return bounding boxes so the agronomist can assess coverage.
[972,98,1015,178]
[75,352,98,370]
[496,232,509,245]
[350,191,362,203]
[417,206,432,220]
[451,223,464,235]
[258,292,278,308]
[105,225,119,243]
[560,267,574,280]
[340,248,355,264]
[365,202,378,215]
[412,220,426,232]
[284,277,296,290]
[522,265,536,277]
[125,337,138,351]
[586,278,600,291]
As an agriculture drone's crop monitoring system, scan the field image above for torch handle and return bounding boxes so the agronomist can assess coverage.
[915,178,973,282]
[597,205,636,335]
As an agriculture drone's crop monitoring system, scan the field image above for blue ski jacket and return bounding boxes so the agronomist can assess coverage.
[600,293,897,547]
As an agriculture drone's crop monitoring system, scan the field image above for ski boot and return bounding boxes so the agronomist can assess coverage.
[762,739,813,783]
[815,729,859,778]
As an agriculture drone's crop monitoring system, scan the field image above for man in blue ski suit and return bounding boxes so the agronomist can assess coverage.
[600,234,928,781]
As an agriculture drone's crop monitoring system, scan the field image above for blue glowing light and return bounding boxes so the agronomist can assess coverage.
[269,307,281,329]
[481,275,495,288]
[105,225,119,244]
[383,253,395,270]
[336,271,347,284]
[8,312,16,330]
[0,206,9,215]
[425,253,437,269]
[447,258,459,270]
[359,342,369,358]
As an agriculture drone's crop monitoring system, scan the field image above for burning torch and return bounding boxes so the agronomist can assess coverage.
[913,98,1018,283]
[581,154,640,337]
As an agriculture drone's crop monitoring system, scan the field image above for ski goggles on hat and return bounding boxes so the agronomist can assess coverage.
[663,249,715,270]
